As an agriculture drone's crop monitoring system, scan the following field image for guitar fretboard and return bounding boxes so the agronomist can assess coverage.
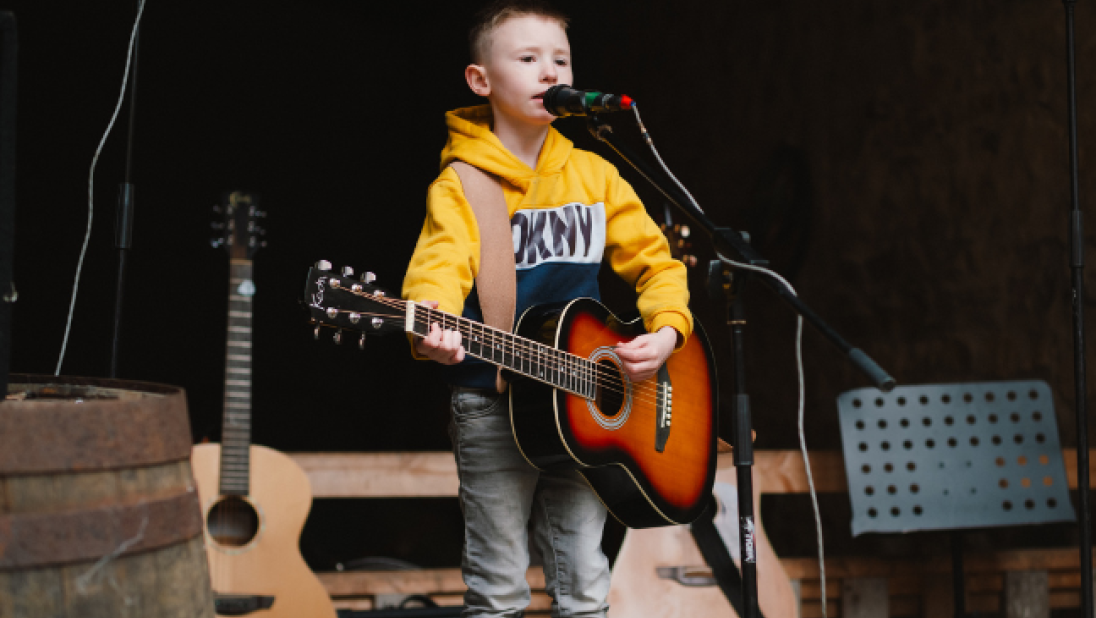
[408,304,598,399]
[220,260,254,496]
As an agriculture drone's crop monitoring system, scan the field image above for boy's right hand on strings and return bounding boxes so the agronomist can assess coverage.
[414,301,466,364]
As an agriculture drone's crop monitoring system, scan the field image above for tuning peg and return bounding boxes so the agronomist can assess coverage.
[361,272,376,284]
[372,317,384,330]
[210,221,225,230]
[333,329,343,345]
[253,209,267,218]
[678,224,691,239]
[316,260,332,271]
[210,238,225,249]
[314,324,321,340]
[359,333,367,350]
[342,266,355,277]
[212,204,223,215]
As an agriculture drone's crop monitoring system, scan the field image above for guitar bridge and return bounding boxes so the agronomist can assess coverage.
[655,363,672,452]
[214,593,275,616]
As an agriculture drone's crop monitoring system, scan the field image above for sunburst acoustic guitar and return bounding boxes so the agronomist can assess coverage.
[192,192,336,618]
[302,260,718,529]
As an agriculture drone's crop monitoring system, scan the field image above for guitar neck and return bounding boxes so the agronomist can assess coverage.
[406,302,597,399]
[220,259,254,496]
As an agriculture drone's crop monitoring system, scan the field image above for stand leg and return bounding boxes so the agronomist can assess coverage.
[723,263,760,618]
[951,531,966,618]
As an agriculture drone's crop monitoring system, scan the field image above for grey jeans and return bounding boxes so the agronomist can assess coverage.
[448,387,611,618]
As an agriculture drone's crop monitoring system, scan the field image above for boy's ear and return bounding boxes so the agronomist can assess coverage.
[465,64,490,97]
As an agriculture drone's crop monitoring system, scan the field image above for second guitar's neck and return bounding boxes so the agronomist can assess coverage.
[220,259,254,496]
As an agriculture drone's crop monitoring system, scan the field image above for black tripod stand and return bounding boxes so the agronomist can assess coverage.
[585,112,895,618]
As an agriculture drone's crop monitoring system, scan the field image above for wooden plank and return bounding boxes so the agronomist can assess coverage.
[288,449,1096,500]
[292,452,459,498]
[318,567,545,596]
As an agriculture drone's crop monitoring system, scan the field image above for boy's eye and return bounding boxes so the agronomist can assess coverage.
[555,59,569,66]
[520,55,535,63]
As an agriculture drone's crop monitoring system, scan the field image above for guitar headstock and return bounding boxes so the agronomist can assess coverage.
[211,191,267,260]
[660,204,697,267]
[303,261,406,347]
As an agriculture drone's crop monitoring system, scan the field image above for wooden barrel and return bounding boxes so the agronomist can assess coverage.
[0,374,214,618]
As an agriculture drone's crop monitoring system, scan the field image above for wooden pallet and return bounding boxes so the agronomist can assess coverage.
[290,449,1095,617]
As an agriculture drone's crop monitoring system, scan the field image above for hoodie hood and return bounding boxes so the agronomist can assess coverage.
[440,105,573,192]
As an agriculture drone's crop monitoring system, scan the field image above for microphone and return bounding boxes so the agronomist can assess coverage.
[542,84,634,117]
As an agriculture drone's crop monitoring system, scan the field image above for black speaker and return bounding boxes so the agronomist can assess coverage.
[0,11,16,397]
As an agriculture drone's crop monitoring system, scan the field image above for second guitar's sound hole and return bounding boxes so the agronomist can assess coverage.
[206,496,259,547]
[595,359,626,418]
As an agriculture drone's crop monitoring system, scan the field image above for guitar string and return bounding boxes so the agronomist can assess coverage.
[324,291,670,408]
[332,295,669,408]
[342,290,667,399]
[401,309,666,409]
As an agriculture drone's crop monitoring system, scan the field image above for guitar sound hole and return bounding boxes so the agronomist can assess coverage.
[206,496,259,547]
[594,359,626,418]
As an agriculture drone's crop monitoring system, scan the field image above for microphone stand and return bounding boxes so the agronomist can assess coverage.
[585,113,895,618]
[1062,2,1093,616]
[109,6,140,378]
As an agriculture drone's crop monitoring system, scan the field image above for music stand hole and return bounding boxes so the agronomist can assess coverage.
[989,414,998,423]
[942,395,952,404]
[913,505,923,515]
[865,486,875,496]
[884,463,894,473]
[1003,500,1013,511]
[1014,435,1024,445]
[970,437,980,447]
[1048,498,1058,508]
[875,398,885,407]
[948,438,957,448]
[923,417,932,427]
[992,435,1002,445]
[878,419,888,429]
[967,415,977,424]
[859,442,868,452]
[900,418,910,428]
[861,464,871,474]
[1024,499,1035,510]
[881,441,891,451]
[999,479,1009,489]
[1021,478,1031,488]
[926,439,936,448]
[986,392,996,402]
[853,398,862,408]
[1043,476,1053,486]
[945,416,955,426]
[868,508,878,518]
[910,483,920,493]
[1018,456,1028,466]
[1007,391,1017,401]
[1029,389,1039,400]
[1033,411,1043,422]
[856,420,865,430]
[1011,412,1021,423]
[897,397,907,406]
[920,396,929,405]
[1036,433,1046,444]
[903,440,913,450]
[891,507,901,517]
[996,456,1006,467]
[963,393,973,403]
[907,462,916,471]
[1039,454,1049,465]
[887,485,897,495]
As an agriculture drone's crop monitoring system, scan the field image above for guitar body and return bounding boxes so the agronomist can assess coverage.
[607,455,798,618]
[511,297,718,528]
[191,443,336,618]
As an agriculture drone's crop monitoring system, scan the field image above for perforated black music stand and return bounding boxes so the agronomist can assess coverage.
[837,381,1074,615]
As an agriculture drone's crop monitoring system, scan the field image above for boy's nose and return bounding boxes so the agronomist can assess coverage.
[541,66,557,83]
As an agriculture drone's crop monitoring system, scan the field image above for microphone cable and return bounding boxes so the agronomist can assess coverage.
[56,0,147,375]
[626,103,829,618]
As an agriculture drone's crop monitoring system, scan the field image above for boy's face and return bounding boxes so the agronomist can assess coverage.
[470,15,573,126]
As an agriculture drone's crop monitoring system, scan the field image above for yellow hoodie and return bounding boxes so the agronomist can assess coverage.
[402,105,692,387]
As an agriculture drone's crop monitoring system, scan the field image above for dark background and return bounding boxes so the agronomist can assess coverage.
[5,0,1096,573]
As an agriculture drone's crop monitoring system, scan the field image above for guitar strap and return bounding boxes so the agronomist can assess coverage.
[690,495,767,618]
[450,161,515,393]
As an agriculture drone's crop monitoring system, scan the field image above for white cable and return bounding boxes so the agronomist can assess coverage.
[55,0,147,375]
[633,107,828,617]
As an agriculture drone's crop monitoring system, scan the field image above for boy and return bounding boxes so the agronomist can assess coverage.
[402,2,692,616]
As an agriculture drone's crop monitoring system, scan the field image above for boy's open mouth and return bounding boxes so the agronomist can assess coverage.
[532,91,546,99]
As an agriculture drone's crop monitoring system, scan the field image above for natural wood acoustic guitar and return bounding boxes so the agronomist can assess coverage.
[608,453,798,618]
[192,192,336,618]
